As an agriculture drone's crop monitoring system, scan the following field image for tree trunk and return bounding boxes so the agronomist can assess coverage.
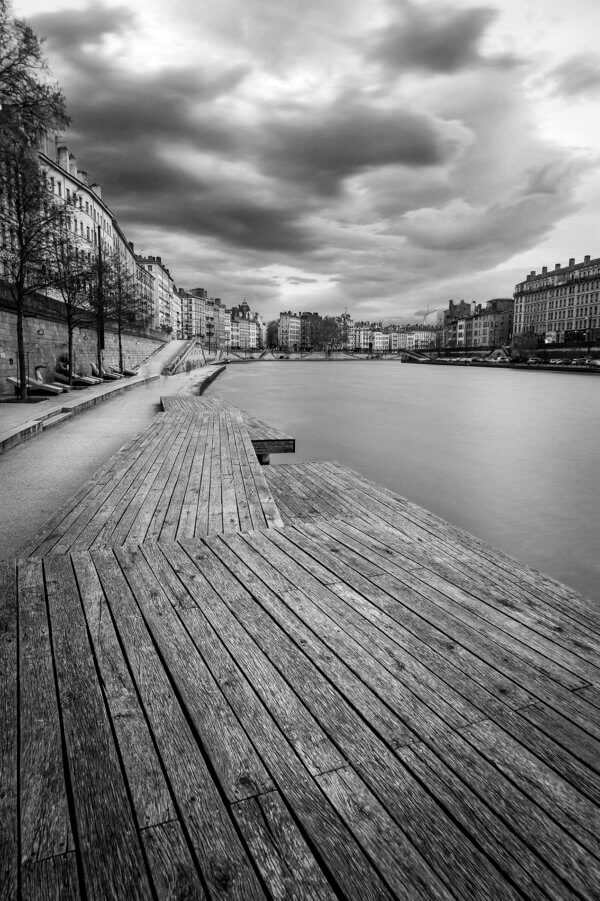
[16,295,28,401]
[118,321,124,372]
[67,320,74,385]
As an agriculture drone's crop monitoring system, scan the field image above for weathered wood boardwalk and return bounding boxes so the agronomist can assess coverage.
[2,395,600,900]
[161,393,295,458]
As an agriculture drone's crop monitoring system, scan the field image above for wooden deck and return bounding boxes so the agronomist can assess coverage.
[161,393,295,457]
[2,402,600,900]
[24,409,282,556]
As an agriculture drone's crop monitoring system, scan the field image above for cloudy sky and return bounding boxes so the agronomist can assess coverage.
[13,0,600,321]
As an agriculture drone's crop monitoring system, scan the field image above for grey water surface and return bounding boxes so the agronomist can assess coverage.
[209,360,600,602]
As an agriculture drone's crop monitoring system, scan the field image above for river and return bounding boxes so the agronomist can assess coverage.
[208,360,600,602]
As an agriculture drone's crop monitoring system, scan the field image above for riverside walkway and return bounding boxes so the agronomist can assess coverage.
[1,390,600,899]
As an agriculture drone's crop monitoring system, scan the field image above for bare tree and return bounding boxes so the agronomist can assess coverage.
[103,249,148,372]
[0,0,68,140]
[0,0,69,398]
[0,147,72,397]
[50,214,95,383]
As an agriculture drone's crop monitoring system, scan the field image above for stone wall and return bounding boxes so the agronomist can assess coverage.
[0,304,165,395]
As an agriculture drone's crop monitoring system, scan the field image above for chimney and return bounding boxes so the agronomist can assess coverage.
[569,257,575,267]
[530,270,536,277]
[68,152,77,174]
[90,183,102,198]
[77,169,88,184]
[542,266,547,274]
[584,255,591,264]
[156,256,162,264]
[57,145,69,171]
[128,241,135,252]
[555,263,561,270]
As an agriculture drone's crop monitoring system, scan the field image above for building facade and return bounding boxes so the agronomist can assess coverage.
[278,312,302,350]
[137,254,176,336]
[513,256,600,345]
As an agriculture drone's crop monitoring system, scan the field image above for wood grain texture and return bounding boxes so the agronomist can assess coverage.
[232,790,336,901]
[0,560,18,901]
[43,554,153,899]
[18,559,73,865]
[142,821,207,901]
[89,548,266,900]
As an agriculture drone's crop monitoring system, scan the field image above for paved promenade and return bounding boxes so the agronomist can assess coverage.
[0,341,189,454]
[1,387,599,899]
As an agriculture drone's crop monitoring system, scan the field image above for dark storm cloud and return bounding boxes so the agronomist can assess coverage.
[32,3,135,51]
[548,54,600,97]
[260,97,459,193]
[368,3,504,74]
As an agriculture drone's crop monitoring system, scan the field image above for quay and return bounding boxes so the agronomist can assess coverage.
[1,381,600,899]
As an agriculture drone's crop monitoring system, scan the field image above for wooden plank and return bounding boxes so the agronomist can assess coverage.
[119,413,196,546]
[228,415,269,530]
[34,413,180,555]
[21,852,80,900]
[194,411,216,537]
[143,413,202,543]
[43,555,153,898]
[231,791,337,901]
[83,412,194,549]
[321,461,600,628]
[176,413,212,539]
[71,553,176,828]
[297,512,597,689]
[197,535,417,752]
[222,413,253,532]
[410,727,600,899]
[271,522,532,718]
[174,540,419,899]
[519,703,600,773]
[218,413,242,532]
[490,707,600,806]
[148,541,345,777]
[18,559,73,867]
[463,717,600,858]
[294,519,587,695]
[207,412,224,534]
[287,467,600,664]
[89,548,266,900]
[141,821,207,901]
[354,748,522,901]
[574,684,600,709]
[158,413,206,542]
[114,545,274,802]
[298,518,600,739]
[0,560,18,901]
[397,743,580,901]
[243,529,482,738]
[229,414,283,529]
[316,766,452,900]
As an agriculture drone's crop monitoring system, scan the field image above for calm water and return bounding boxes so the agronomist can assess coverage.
[208,361,600,602]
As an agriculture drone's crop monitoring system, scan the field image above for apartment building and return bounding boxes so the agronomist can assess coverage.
[137,254,176,335]
[513,256,600,344]
[278,311,302,350]
[30,136,154,323]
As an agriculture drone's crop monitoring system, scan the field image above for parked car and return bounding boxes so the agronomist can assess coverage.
[527,357,543,365]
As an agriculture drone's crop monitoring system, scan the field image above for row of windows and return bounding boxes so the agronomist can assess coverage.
[47,175,113,237]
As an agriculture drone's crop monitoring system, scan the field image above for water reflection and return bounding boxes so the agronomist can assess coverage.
[210,361,600,601]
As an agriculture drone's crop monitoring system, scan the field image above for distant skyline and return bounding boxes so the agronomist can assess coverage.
[14,0,600,322]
